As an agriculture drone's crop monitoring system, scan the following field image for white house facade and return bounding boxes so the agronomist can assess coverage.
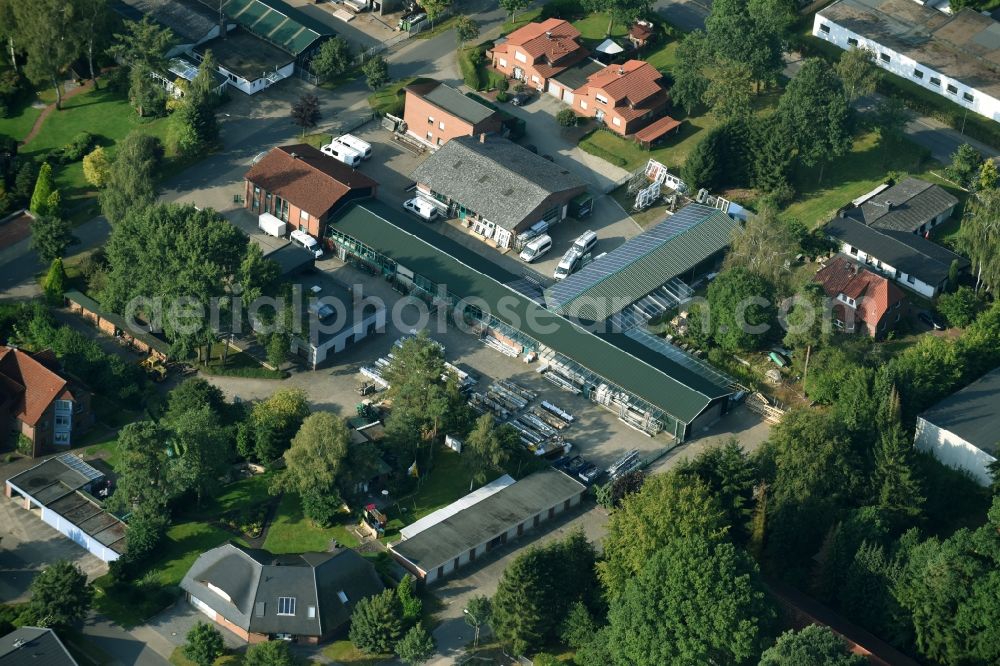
[915,417,997,486]
[813,0,1000,123]
[838,243,939,298]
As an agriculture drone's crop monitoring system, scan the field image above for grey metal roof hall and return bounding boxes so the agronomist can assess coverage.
[545,204,740,321]
[411,136,587,232]
[180,543,384,639]
[919,366,1000,455]
[845,177,958,233]
[0,627,78,666]
[406,80,497,125]
[827,216,969,286]
[115,0,219,44]
[390,468,585,573]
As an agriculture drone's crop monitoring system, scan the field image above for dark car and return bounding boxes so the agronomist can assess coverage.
[510,92,531,106]
[563,455,586,474]
[578,463,602,484]
[918,311,946,330]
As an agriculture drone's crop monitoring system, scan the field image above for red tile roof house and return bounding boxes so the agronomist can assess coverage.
[815,256,907,338]
[488,19,589,94]
[0,346,92,457]
[570,59,670,136]
[403,80,504,150]
[244,144,378,242]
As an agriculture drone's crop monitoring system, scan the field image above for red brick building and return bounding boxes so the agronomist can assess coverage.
[403,80,504,149]
[489,18,588,92]
[815,256,907,338]
[0,346,92,457]
[244,144,378,240]
[571,60,669,135]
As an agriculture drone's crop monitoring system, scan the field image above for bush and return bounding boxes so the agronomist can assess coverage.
[487,71,508,91]
[539,0,585,20]
[496,90,509,103]
[459,48,482,90]
[556,108,578,127]
[937,286,984,328]
[104,67,129,93]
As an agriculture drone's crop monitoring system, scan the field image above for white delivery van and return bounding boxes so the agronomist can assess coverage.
[258,212,286,238]
[290,229,324,258]
[519,234,552,263]
[336,134,372,159]
[321,141,362,167]
[573,230,598,255]
[553,248,583,280]
[403,197,439,221]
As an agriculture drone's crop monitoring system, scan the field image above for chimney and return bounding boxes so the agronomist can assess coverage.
[479,133,487,143]
[546,30,553,39]
[619,67,625,76]
[885,200,893,211]
[290,152,298,159]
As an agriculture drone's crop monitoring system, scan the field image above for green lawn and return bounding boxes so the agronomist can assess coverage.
[322,640,391,665]
[579,93,780,172]
[169,647,240,666]
[644,40,679,73]
[0,96,43,142]
[382,447,477,538]
[368,76,433,116]
[571,13,627,47]
[13,84,171,221]
[262,491,361,552]
[781,131,960,228]
[83,436,121,470]
[501,8,543,35]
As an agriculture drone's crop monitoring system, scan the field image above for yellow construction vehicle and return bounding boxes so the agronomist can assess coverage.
[140,355,168,382]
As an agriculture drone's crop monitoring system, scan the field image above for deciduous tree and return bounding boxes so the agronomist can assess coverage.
[959,187,1000,292]
[724,205,796,286]
[107,421,176,514]
[607,536,776,666]
[290,93,321,135]
[281,412,349,494]
[183,622,225,666]
[310,37,353,82]
[242,640,298,666]
[13,0,82,109]
[703,59,754,121]
[834,46,880,102]
[945,142,982,190]
[238,388,310,463]
[74,0,114,87]
[499,0,529,21]
[759,625,866,666]
[704,267,777,352]
[83,146,111,188]
[362,56,389,91]
[779,58,853,182]
[170,405,230,506]
[396,623,435,665]
[670,31,710,115]
[462,413,519,484]
[456,16,480,46]
[600,471,728,593]
[98,131,161,224]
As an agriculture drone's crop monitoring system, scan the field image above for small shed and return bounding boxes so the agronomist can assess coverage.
[633,116,683,148]
[595,39,625,63]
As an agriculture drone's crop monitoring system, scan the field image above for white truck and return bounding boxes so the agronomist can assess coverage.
[258,212,286,238]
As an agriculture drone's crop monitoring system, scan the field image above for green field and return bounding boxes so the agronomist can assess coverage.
[571,13,628,47]
[644,40,680,73]
[263,491,361,552]
[781,130,961,228]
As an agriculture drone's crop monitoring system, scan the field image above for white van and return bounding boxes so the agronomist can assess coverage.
[336,134,372,159]
[321,141,362,167]
[553,248,583,280]
[290,229,324,258]
[519,234,552,263]
[573,230,598,255]
[403,197,439,221]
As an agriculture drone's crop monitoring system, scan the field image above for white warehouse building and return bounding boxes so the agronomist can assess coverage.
[915,367,1000,486]
[814,0,1000,123]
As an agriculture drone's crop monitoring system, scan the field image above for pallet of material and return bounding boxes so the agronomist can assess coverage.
[540,401,574,423]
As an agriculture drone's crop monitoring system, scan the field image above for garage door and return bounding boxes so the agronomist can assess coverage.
[190,595,217,621]
[548,83,562,98]
[562,90,574,105]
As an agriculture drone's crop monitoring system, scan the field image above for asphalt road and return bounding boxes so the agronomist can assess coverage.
[655,0,711,31]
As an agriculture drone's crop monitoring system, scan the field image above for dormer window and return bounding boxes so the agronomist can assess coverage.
[277,597,296,616]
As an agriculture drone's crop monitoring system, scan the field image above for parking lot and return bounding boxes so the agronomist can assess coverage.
[0,494,108,604]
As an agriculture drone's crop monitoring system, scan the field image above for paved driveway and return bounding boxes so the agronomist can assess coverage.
[655,0,711,31]
[0,495,107,604]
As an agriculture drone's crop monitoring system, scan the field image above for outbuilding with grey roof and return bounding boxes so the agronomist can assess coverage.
[389,468,586,583]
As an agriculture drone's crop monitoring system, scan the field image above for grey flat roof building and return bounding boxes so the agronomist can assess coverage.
[406,81,497,125]
[411,136,587,232]
[115,0,220,44]
[0,627,77,666]
[389,468,585,579]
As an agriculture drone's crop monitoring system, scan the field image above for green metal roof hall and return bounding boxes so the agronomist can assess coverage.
[327,201,740,440]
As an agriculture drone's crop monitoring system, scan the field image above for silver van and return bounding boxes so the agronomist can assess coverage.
[573,230,598,255]
[519,234,552,263]
[320,141,362,167]
[553,248,583,280]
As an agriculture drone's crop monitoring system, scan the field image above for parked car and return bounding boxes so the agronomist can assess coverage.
[510,92,531,106]
[578,463,602,484]
[403,197,440,221]
[918,311,946,330]
[561,455,586,474]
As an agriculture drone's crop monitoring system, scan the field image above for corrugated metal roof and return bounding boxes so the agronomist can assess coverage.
[330,201,731,423]
[545,204,739,321]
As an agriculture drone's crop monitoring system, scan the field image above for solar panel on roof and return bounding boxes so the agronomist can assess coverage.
[57,453,103,483]
[546,205,715,307]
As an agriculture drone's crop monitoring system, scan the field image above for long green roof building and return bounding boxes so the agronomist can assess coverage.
[326,201,742,440]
